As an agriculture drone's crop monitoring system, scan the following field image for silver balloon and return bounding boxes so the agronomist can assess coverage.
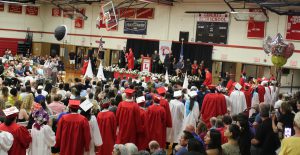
[263,36,272,54]
[271,33,288,56]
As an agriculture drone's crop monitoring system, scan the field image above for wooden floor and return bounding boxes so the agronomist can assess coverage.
[63,66,83,82]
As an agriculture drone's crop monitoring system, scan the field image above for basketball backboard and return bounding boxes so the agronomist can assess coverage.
[101,1,118,30]
[231,10,268,22]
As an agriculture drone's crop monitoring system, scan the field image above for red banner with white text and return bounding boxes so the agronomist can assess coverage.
[286,15,300,41]
[247,9,266,38]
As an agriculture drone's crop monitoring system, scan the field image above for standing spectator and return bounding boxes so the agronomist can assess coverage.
[279,112,300,155]
[175,131,194,155]
[274,93,284,110]
[47,94,66,115]
[237,113,253,155]
[69,51,76,69]
[222,124,241,155]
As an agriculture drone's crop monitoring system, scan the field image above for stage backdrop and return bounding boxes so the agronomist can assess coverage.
[126,39,213,70]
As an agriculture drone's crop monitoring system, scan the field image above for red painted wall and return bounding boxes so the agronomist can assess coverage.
[0,38,25,56]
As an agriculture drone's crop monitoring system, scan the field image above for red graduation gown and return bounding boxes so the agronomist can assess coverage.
[201,93,227,128]
[243,89,252,116]
[97,110,117,155]
[116,100,141,144]
[203,72,212,86]
[55,113,91,155]
[136,108,149,150]
[257,85,265,103]
[159,98,172,147]
[127,51,134,70]
[239,77,245,88]
[147,104,167,148]
[81,60,89,75]
[0,122,32,155]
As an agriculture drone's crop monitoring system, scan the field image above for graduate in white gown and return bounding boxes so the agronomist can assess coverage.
[229,82,247,116]
[80,99,103,155]
[29,108,56,155]
[262,81,272,105]
[182,91,199,130]
[167,90,185,145]
[0,131,13,155]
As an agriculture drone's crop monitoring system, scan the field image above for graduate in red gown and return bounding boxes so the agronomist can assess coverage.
[191,60,199,75]
[242,83,252,116]
[81,57,89,75]
[126,48,135,70]
[226,79,234,96]
[0,106,32,155]
[201,86,227,128]
[116,89,141,144]
[55,100,91,155]
[157,87,172,148]
[239,71,246,88]
[203,68,212,86]
[136,96,149,150]
[256,78,265,103]
[97,99,117,155]
[147,95,167,148]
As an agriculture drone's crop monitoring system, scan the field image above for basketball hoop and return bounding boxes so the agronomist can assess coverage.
[101,1,118,30]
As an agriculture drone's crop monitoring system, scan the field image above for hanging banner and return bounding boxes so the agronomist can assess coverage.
[286,15,300,41]
[159,40,172,62]
[198,13,229,22]
[8,4,22,14]
[0,3,4,12]
[136,8,154,19]
[26,6,38,16]
[52,8,61,17]
[74,8,85,29]
[119,8,135,18]
[124,19,147,35]
[247,9,266,38]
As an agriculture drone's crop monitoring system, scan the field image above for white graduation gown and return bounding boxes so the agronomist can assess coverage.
[84,115,103,155]
[223,95,232,113]
[250,92,259,117]
[167,99,185,143]
[0,131,13,155]
[29,124,56,155]
[229,90,247,116]
[182,100,199,130]
[264,87,272,105]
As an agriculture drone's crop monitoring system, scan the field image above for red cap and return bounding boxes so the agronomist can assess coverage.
[69,100,81,109]
[156,87,166,95]
[244,83,251,90]
[124,89,135,96]
[257,78,262,83]
[207,84,216,90]
[153,94,161,103]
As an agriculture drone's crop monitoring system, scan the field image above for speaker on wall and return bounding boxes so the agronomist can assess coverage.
[282,68,290,75]
[179,31,189,42]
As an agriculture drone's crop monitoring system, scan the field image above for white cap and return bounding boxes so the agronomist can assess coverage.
[188,91,197,98]
[234,83,242,91]
[173,90,182,98]
[37,85,43,89]
[3,106,19,117]
[152,77,157,81]
[136,96,145,104]
[261,81,268,86]
[79,99,93,112]
[190,86,198,91]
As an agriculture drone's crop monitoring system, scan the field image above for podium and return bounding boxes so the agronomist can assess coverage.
[141,57,152,72]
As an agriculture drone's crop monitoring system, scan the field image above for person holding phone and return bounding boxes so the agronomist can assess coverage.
[279,112,300,155]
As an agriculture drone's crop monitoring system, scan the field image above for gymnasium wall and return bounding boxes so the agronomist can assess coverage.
[0,2,300,70]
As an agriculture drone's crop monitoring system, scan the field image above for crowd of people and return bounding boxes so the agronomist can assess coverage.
[0,53,300,155]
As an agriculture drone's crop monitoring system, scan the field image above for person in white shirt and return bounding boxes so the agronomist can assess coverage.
[28,108,56,155]
[274,93,284,110]
[57,83,66,99]
[0,131,14,155]
[34,85,48,97]
[229,83,247,116]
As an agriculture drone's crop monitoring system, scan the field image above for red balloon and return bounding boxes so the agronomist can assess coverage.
[283,43,295,59]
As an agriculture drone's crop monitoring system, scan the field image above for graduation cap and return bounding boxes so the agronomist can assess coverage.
[244,83,251,90]
[3,106,19,118]
[125,88,135,97]
[69,100,81,109]
[101,98,110,109]
[233,82,242,91]
[207,85,216,90]
[153,94,161,102]
[80,99,93,112]
[188,91,197,98]
[173,90,182,98]
[156,87,166,95]
[37,85,44,89]
[136,96,146,104]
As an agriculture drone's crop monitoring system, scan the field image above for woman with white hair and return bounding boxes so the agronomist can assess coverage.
[125,143,138,155]
[113,144,128,155]
[279,112,300,155]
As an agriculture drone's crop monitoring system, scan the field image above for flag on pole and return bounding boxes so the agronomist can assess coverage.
[183,72,189,89]
[165,70,169,84]
[180,40,184,61]
[84,59,94,78]
[97,63,106,81]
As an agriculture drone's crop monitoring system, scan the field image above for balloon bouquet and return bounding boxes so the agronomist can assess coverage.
[263,33,295,83]
[263,33,295,67]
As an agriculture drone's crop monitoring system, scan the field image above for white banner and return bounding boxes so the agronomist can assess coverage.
[159,40,172,62]
[198,13,229,23]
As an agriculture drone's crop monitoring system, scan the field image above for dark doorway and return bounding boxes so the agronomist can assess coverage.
[50,44,60,58]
